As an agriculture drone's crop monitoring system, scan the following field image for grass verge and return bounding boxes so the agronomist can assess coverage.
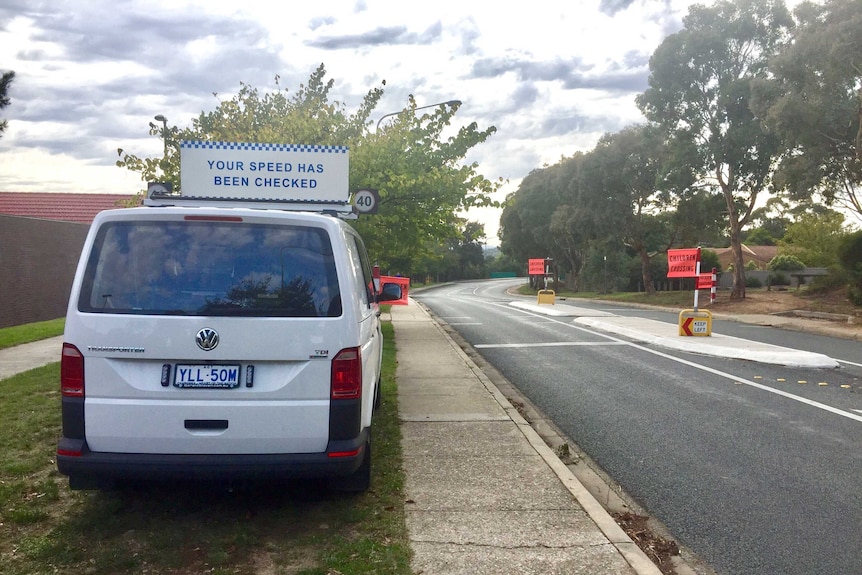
[0,319,65,351]
[0,321,410,575]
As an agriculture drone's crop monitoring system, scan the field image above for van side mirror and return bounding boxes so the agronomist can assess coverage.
[378,282,403,302]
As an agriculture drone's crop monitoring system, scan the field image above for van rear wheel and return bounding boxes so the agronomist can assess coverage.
[329,439,371,493]
[373,377,382,412]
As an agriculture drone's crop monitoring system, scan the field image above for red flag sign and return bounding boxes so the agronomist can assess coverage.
[697,273,714,289]
[667,248,701,278]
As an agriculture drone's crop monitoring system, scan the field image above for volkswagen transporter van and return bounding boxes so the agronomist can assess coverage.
[57,181,399,491]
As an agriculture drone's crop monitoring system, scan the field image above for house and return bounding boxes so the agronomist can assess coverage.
[711,244,779,271]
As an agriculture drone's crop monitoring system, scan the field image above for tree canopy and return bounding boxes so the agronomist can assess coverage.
[751,0,862,217]
[117,65,502,276]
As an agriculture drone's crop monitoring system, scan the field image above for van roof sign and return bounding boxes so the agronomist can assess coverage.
[148,140,350,209]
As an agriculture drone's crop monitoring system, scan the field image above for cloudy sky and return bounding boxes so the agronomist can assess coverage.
[2,0,704,244]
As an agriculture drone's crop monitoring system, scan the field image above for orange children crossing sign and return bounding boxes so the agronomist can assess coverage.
[667,248,701,278]
[528,258,546,276]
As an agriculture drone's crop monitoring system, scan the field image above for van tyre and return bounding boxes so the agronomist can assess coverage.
[373,377,382,412]
[330,439,371,493]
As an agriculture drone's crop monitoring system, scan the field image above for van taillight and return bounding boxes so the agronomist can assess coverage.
[331,347,361,399]
[61,343,84,397]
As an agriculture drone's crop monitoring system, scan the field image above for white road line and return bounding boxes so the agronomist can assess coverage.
[476,342,626,349]
[489,301,862,424]
[449,322,483,326]
[838,359,862,368]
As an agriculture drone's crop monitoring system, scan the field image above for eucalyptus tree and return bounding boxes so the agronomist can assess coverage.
[637,0,794,299]
[116,65,501,276]
[673,189,730,248]
[751,0,862,219]
[499,162,571,278]
[586,124,678,294]
[549,154,602,290]
[499,154,601,290]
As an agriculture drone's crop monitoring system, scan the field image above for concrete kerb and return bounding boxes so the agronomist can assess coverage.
[409,300,665,575]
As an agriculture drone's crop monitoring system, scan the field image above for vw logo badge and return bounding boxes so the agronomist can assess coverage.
[196,328,219,351]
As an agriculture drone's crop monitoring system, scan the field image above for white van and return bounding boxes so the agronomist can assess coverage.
[57,194,399,491]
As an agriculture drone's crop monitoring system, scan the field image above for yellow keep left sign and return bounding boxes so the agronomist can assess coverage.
[678,309,712,336]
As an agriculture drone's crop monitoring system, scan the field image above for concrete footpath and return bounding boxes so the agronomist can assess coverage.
[0,334,63,381]
[391,301,662,575]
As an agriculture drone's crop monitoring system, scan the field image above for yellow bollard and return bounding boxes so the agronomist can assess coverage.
[537,289,556,305]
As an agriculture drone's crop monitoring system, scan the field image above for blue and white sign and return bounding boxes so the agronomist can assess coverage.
[179,141,349,203]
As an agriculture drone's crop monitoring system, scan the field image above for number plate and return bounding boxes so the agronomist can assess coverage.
[174,364,241,388]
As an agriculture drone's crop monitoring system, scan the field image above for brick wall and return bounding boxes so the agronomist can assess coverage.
[0,215,90,328]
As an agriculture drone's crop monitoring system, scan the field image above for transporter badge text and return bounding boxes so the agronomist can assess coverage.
[87,346,145,353]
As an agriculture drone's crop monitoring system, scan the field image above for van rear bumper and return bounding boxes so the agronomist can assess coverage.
[56,431,368,490]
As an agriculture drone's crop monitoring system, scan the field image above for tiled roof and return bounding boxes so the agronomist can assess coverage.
[711,244,780,269]
[0,192,139,224]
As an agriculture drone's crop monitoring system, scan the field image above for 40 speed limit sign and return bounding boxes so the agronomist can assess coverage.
[353,189,379,214]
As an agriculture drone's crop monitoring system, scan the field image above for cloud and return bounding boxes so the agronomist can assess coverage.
[539,113,620,137]
[307,21,443,50]
[510,84,541,111]
[456,18,481,57]
[470,56,646,94]
[599,0,638,16]
[309,16,337,31]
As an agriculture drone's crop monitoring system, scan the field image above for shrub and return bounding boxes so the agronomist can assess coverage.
[767,254,806,271]
[806,267,846,293]
[746,276,763,288]
[838,231,862,307]
[700,249,722,274]
[769,272,789,286]
[837,231,862,275]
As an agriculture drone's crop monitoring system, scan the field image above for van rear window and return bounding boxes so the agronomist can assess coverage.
[79,221,341,317]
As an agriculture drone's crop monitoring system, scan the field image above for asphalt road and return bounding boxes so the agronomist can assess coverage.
[413,279,862,575]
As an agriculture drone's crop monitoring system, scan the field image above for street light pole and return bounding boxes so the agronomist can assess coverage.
[153,114,168,161]
[375,99,461,132]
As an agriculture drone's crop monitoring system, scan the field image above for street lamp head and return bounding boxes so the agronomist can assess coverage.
[154,114,167,123]
[375,98,462,132]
